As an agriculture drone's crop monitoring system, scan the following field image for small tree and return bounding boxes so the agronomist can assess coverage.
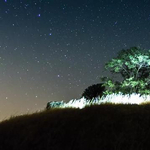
[81,83,105,100]
[102,47,150,95]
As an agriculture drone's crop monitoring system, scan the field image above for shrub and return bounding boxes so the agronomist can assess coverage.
[81,83,105,100]
[46,101,64,109]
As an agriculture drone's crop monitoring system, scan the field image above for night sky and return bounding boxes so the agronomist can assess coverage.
[0,0,150,120]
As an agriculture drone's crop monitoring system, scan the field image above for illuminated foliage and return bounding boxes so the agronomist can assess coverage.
[46,93,150,109]
[46,101,64,109]
[102,47,150,95]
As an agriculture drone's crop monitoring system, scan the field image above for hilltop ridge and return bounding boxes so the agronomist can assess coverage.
[0,104,150,150]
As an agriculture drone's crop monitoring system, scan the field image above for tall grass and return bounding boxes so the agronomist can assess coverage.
[56,93,150,109]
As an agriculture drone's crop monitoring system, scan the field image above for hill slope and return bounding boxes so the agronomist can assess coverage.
[0,104,150,150]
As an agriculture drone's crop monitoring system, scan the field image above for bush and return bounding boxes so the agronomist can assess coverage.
[81,83,105,100]
[46,101,64,109]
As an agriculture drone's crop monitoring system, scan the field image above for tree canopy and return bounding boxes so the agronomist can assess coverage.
[102,47,150,95]
[81,83,105,100]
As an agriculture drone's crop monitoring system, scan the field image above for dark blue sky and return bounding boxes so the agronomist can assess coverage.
[0,0,150,120]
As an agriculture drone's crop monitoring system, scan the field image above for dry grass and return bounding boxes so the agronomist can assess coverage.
[1,104,150,150]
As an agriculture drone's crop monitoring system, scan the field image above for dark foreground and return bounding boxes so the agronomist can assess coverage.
[0,104,150,150]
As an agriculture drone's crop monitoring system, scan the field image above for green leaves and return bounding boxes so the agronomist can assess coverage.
[103,47,150,95]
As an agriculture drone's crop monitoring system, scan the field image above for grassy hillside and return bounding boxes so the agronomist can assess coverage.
[1,104,150,150]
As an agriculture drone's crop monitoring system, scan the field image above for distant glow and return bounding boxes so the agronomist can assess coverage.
[59,93,150,109]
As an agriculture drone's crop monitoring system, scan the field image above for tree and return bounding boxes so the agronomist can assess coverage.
[102,47,150,95]
[81,83,105,100]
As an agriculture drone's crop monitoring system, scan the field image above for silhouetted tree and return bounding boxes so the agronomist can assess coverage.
[82,83,105,100]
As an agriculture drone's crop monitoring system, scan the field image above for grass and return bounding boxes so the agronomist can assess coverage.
[1,104,150,150]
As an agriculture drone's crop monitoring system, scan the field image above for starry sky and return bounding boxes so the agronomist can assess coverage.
[0,0,150,120]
